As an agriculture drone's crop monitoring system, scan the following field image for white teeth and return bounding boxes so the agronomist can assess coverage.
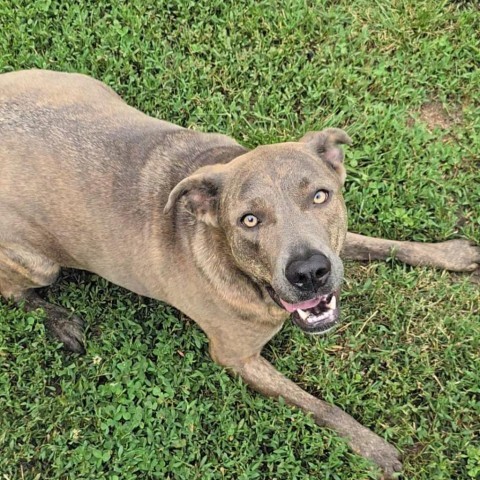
[326,295,337,310]
[297,309,310,320]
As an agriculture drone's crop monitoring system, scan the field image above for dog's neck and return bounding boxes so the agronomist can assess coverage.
[137,132,247,211]
[159,131,249,191]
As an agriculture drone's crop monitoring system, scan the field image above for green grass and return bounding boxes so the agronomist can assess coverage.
[1,0,479,478]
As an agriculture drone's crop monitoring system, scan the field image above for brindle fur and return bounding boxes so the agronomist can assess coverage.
[1,70,479,479]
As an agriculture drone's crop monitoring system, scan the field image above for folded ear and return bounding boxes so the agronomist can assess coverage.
[164,164,226,226]
[299,128,352,184]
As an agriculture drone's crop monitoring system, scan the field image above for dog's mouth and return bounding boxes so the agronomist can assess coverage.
[266,287,340,335]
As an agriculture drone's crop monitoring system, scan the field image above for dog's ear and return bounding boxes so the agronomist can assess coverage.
[164,164,226,226]
[299,128,352,184]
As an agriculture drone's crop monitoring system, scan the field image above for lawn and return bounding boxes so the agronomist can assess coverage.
[0,0,479,479]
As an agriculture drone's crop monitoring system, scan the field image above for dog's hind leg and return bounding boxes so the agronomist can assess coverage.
[0,243,85,353]
[343,232,480,273]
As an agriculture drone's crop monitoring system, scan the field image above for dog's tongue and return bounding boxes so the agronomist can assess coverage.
[280,296,321,313]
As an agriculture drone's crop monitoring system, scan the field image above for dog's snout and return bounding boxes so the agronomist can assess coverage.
[285,252,331,292]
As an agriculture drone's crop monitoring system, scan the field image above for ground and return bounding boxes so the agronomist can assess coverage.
[0,1,479,479]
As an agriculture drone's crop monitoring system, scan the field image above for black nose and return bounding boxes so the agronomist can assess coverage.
[285,252,331,292]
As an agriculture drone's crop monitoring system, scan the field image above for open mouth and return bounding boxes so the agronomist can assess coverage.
[266,287,340,335]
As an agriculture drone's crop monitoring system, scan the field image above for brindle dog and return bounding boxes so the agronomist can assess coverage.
[1,70,478,478]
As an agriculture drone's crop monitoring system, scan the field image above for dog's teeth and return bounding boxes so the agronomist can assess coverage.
[297,309,309,320]
[326,295,337,310]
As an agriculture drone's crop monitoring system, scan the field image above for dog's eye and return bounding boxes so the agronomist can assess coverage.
[242,214,259,228]
[313,190,329,205]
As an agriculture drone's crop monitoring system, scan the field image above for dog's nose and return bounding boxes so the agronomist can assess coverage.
[285,252,331,292]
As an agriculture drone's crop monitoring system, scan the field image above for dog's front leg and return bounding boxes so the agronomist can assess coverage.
[232,354,402,479]
[343,232,480,273]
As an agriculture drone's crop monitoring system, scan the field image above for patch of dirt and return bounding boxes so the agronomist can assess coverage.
[420,101,462,130]
[408,101,463,132]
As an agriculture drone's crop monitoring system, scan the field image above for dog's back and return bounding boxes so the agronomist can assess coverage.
[0,69,183,184]
[0,70,243,296]
[1,71,173,274]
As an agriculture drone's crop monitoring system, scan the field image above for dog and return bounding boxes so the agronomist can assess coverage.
[1,69,479,478]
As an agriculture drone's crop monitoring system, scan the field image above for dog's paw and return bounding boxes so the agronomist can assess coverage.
[471,269,480,284]
[45,308,86,354]
[370,443,403,480]
[425,239,480,273]
[349,430,402,479]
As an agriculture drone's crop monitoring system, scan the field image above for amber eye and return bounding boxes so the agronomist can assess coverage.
[242,214,259,228]
[313,190,329,204]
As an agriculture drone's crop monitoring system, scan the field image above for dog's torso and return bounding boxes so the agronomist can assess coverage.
[0,70,291,360]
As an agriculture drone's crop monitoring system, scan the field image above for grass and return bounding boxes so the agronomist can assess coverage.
[0,0,479,478]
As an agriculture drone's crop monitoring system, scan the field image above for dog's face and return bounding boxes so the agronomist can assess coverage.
[165,129,351,334]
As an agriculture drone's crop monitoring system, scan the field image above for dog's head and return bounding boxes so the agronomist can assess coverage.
[165,128,351,334]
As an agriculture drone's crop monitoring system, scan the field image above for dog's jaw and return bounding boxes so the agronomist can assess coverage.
[289,291,340,335]
[265,286,341,335]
